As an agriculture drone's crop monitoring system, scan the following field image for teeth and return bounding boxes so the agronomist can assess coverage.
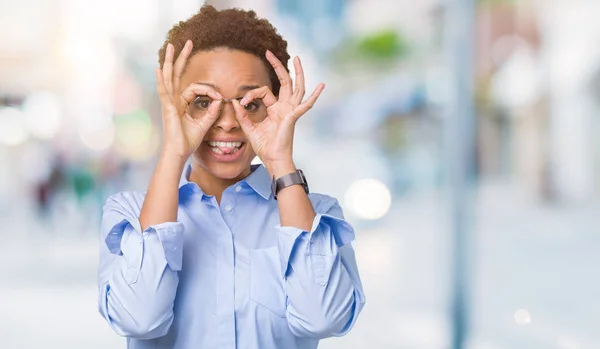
[210,146,240,155]
[208,141,242,148]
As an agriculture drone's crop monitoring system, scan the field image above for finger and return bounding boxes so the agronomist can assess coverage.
[232,99,256,135]
[155,68,171,106]
[173,40,193,95]
[198,98,222,125]
[188,98,222,140]
[291,56,305,105]
[162,43,175,97]
[180,83,223,104]
[240,86,277,108]
[290,83,325,122]
[156,68,179,126]
[265,50,292,101]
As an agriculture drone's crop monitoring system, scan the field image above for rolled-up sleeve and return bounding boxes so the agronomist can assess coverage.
[277,195,366,339]
[98,192,183,339]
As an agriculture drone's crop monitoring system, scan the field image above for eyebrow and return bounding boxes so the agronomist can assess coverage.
[196,82,261,92]
[239,85,260,91]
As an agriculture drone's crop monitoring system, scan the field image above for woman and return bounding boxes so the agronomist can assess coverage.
[98,5,365,349]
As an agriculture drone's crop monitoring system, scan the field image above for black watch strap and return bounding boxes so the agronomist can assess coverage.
[271,169,309,200]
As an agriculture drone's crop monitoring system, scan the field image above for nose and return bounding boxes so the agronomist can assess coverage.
[213,101,240,132]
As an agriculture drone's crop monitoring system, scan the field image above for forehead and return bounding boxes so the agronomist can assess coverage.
[181,48,271,93]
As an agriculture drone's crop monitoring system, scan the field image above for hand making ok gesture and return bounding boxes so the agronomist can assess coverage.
[231,50,325,176]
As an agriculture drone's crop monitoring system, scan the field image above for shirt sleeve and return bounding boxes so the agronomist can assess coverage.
[98,191,184,339]
[276,194,366,339]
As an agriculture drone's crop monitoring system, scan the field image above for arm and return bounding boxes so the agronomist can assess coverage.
[97,154,185,339]
[98,40,223,339]
[270,163,366,338]
[140,154,186,230]
[233,50,365,339]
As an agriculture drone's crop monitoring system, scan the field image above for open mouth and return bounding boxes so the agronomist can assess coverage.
[207,141,243,155]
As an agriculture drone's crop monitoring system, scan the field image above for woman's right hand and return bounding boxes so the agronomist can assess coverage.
[155,40,223,160]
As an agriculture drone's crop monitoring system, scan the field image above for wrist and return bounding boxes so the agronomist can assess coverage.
[160,147,190,164]
[158,150,188,170]
[264,160,297,179]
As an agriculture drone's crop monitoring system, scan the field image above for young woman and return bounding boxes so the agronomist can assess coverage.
[98,5,365,349]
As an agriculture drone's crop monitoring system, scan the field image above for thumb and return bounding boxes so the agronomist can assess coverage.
[232,99,256,136]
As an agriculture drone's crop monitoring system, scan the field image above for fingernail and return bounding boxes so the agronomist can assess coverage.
[265,50,273,58]
[167,43,173,54]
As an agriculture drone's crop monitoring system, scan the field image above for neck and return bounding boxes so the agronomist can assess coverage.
[188,161,252,204]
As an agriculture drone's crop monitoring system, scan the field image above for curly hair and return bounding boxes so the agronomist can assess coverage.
[158,5,290,96]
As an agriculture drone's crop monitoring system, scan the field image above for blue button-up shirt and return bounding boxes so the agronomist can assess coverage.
[98,164,365,349]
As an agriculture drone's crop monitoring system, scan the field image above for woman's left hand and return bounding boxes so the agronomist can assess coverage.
[232,50,325,177]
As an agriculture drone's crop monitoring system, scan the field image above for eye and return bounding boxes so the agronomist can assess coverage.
[193,96,212,109]
[243,101,261,113]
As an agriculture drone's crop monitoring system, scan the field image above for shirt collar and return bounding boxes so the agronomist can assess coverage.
[179,163,196,190]
[178,163,272,200]
[243,164,272,200]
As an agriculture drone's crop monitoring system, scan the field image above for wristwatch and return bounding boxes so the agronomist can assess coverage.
[271,169,309,200]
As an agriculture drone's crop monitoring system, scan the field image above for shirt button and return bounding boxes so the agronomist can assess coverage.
[224,205,233,212]
[235,186,242,192]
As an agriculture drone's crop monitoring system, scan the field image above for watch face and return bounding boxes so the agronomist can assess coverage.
[297,170,309,194]
[298,169,306,182]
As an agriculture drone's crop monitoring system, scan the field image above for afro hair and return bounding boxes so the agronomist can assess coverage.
[158,5,290,96]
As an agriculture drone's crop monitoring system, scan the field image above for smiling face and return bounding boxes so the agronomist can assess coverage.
[180,48,272,180]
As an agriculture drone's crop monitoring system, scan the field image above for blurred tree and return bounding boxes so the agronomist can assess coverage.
[332,29,409,70]
[355,29,407,60]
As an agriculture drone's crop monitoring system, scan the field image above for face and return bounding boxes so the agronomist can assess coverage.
[180,48,272,180]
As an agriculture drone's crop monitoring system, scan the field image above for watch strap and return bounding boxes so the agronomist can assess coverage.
[272,170,309,200]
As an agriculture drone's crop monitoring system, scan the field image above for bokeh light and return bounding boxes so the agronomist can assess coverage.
[514,309,531,325]
[0,107,28,146]
[79,120,116,152]
[344,178,392,220]
[557,335,580,349]
[22,92,62,140]
[114,109,157,160]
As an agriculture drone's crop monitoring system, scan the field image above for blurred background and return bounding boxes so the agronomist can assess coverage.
[1,0,599,348]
